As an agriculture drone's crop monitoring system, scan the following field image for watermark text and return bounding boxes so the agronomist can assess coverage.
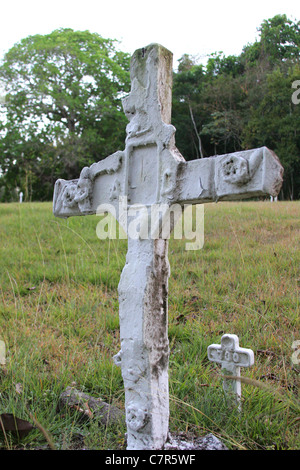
[96,197,204,251]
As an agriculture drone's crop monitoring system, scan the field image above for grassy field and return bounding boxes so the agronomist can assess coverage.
[0,200,299,450]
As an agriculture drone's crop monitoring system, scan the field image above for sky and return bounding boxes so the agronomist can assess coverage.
[0,0,300,68]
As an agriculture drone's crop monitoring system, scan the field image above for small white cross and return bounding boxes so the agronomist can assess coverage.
[207,334,254,409]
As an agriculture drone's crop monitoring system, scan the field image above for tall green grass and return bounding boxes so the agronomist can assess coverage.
[0,201,299,449]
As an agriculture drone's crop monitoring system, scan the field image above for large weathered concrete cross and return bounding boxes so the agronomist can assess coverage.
[53,44,283,450]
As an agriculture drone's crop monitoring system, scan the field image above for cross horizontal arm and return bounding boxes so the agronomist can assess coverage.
[174,147,283,205]
[53,151,125,218]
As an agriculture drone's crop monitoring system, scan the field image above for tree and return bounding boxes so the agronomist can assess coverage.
[240,15,300,199]
[173,53,246,159]
[0,29,131,200]
[259,14,300,64]
[172,57,206,158]
[172,15,300,199]
[242,65,300,200]
[206,52,244,78]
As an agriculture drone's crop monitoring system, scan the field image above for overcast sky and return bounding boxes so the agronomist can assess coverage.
[1,0,300,68]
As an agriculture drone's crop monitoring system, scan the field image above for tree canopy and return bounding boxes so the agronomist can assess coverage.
[0,28,130,200]
[0,16,299,201]
[172,14,300,199]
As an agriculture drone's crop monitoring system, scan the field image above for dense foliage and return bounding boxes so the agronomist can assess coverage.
[0,15,299,201]
[172,14,300,200]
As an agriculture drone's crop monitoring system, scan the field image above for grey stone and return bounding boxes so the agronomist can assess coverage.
[164,432,228,450]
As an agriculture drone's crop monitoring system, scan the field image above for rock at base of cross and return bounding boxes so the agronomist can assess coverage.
[164,432,228,450]
[58,386,124,426]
